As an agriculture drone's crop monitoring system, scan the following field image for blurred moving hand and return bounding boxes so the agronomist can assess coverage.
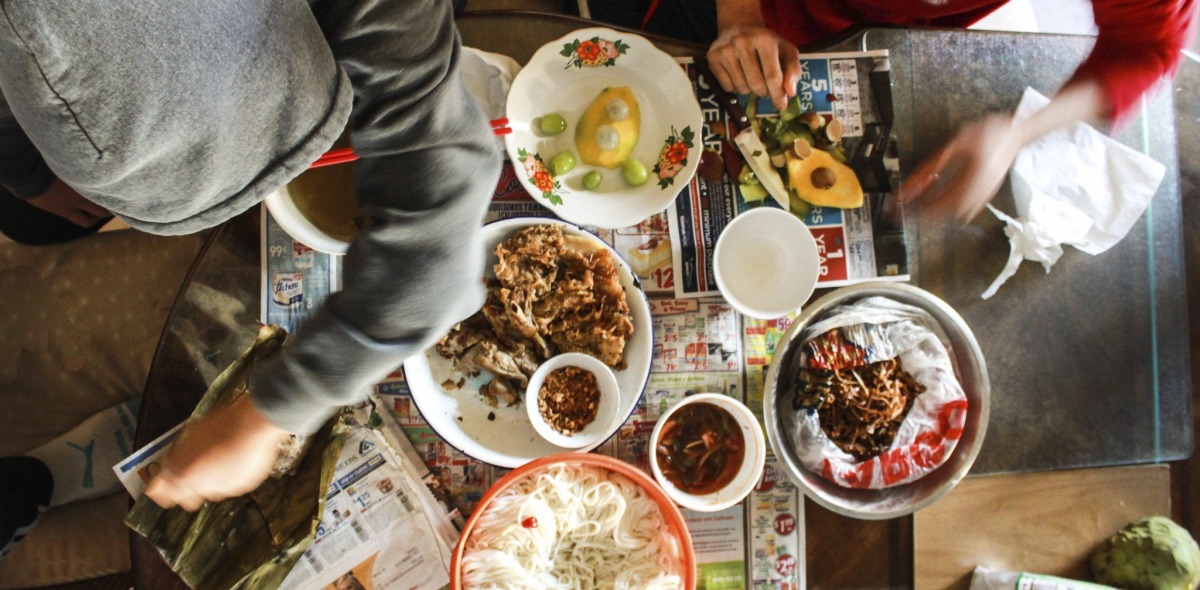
[707,0,800,111]
[898,80,1110,225]
[896,113,1024,224]
[27,178,111,227]
[144,395,290,512]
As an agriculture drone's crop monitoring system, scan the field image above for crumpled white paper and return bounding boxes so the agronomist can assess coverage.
[460,47,521,148]
[981,87,1166,299]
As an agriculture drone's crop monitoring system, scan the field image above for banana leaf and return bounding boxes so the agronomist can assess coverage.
[126,324,350,590]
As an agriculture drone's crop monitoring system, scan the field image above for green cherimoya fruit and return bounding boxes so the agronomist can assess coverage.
[1091,516,1200,590]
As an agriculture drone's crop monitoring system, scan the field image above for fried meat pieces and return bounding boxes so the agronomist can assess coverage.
[436,225,633,407]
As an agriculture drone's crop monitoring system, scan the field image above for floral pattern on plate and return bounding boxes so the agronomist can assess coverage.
[653,126,695,188]
[518,148,563,205]
[560,37,631,68]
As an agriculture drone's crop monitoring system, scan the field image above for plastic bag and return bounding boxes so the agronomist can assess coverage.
[786,296,968,489]
[968,566,1116,590]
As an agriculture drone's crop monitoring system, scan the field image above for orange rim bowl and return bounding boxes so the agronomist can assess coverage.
[449,452,697,589]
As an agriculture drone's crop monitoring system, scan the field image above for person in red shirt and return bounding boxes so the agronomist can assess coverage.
[606,0,1197,223]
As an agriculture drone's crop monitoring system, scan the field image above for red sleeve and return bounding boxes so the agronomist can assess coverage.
[1074,0,1198,127]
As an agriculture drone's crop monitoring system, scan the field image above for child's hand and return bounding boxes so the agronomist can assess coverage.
[27,179,111,227]
[145,395,290,511]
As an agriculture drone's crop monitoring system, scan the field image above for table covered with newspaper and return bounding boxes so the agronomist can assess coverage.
[123,47,906,590]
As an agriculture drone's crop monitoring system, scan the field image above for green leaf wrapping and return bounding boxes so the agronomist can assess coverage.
[126,325,351,590]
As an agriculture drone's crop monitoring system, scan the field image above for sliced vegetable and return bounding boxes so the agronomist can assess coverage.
[788,190,812,217]
[739,182,769,202]
[733,129,790,211]
[737,164,759,186]
[779,95,803,121]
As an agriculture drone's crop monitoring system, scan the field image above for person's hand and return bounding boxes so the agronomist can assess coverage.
[896,113,1024,225]
[26,179,111,227]
[707,24,801,112]
[144,394,290,511]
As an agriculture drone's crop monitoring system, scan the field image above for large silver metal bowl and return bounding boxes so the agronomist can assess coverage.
[763,282,989,520]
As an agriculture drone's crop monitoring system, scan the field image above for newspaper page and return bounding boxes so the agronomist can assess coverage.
[277,408,458,590]
[743,316,806,590]
[261,208,340,333]
[669,52,909,299]
[606,299,750,589]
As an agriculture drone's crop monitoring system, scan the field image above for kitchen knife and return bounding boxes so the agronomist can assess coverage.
[693,58,792,211]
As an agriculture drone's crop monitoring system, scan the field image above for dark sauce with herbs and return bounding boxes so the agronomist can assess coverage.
[655,402,745,495]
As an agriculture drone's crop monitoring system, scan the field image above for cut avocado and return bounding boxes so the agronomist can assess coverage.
[784,149,863,209]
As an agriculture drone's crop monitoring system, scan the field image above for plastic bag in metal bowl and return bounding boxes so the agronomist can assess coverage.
[762,282,990,520]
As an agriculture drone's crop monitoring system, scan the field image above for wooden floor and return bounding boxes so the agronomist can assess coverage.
[914,465,1172,589]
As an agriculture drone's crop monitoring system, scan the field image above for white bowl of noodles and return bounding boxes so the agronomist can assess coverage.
[451,453,696,589]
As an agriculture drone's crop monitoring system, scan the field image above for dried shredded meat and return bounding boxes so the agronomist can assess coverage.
[795,358,925,460]
[436,225,634,407]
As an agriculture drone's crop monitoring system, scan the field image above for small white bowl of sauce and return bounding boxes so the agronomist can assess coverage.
[650,392,767,512]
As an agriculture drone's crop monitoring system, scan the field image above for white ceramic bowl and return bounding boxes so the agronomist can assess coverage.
[525,353,622,449]
[713,207,819,320]
[504,27,704,229]
[263,164,356,255]
[649,393,767,512]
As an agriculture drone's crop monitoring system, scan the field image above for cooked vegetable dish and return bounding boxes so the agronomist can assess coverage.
[795,357,926,460]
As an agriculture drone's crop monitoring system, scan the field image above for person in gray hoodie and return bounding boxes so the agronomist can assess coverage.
[0,0,500,530]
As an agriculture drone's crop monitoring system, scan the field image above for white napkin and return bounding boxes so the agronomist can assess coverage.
[981,87,1166,299]
[460,47,521,148]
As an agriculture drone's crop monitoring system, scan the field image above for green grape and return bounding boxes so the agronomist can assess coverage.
[583,170,602,189]
[539,113,567,135]
[620,159,649,186]
[550,151,576,176]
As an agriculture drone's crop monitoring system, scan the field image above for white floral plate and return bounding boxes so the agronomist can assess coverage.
[504,27,704,229]
[402,218,653,468]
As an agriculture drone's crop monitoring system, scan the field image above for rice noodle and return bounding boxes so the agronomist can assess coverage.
[461,465,683,589]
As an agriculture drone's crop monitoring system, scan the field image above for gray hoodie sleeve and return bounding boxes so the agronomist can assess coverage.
[0,92,55,199]
[250,0,501,434]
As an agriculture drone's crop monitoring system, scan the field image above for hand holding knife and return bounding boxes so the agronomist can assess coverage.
[694,58,792,211]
